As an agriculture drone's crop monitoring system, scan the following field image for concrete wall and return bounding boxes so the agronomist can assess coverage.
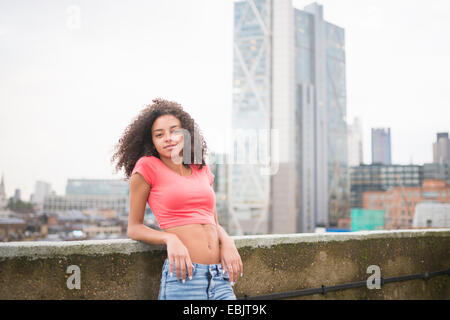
[0,229,449,299]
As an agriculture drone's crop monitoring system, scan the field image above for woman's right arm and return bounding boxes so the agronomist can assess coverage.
[127,172,193,281]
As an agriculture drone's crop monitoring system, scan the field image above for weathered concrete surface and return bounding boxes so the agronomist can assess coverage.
[0,229,449,299]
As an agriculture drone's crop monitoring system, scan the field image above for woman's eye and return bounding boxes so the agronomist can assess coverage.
[155,129,181,137]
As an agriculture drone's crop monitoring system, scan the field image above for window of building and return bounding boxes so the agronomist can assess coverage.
[422,191,439,198]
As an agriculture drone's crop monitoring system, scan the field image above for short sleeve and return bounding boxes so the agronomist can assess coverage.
[131,157,155,187]
[205,164,215,187]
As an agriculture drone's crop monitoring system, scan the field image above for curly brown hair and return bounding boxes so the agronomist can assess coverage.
[111,98,209,181]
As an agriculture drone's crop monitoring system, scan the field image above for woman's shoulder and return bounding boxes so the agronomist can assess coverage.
[131,156,162,186]
[133,156,162,175]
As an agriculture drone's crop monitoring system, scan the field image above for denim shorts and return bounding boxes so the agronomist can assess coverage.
[157,258,237,300]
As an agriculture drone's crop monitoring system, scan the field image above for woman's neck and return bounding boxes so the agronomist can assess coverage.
[159,156,189,175]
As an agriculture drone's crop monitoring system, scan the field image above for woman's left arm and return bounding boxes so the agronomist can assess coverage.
[214,208,243,284]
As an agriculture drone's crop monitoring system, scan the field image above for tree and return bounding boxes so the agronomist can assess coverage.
[7,197,35,214]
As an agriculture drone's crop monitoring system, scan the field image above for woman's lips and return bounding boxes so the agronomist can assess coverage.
[164,144,177,149]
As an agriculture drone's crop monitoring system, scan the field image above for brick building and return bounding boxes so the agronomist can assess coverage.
[362,179,450,229]
[350,164,423,209]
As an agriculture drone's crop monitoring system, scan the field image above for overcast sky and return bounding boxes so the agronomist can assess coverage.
[1,0,449,200]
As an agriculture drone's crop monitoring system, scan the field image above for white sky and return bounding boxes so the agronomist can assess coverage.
[1,0,449,200]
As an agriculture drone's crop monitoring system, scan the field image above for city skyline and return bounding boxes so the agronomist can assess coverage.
[1,0,449,201]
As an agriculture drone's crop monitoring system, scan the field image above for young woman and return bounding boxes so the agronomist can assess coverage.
[111,98,243,300]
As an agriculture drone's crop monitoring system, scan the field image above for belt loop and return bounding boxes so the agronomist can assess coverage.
[208,265,213,276]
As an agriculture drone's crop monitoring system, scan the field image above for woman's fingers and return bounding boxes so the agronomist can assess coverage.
[169,258,174,277]
[223,255,243,284]
[221,259,230,281]
[235,260,241,283]
[181,257,193,282]
[171,254,241,284]
[186,257,193,280]
[169,253,194,282]
[231,260,239,284]
[224,259,238,284]
[227,263,234,283]
[180,257,187,282]
[176,256,182,280]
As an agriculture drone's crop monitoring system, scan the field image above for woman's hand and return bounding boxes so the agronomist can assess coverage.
[165,233,193,282]
[220,238,243,285]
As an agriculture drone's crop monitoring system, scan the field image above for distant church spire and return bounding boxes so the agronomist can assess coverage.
[0,173,7,209]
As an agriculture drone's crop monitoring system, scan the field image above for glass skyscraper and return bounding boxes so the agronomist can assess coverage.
[371,128,392,165]
[231,0,349,234]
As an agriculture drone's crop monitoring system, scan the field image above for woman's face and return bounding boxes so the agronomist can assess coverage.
[151,114,185,160]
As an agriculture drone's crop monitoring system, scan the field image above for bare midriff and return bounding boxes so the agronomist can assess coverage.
[163,223,221,265]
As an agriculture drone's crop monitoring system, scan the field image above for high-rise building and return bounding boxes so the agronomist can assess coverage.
[433,132,450,164]
[31,180,53,205]
[347,117,363,167]
[14,189,21,202]
[231,0,348,234]
[371,128,391,165]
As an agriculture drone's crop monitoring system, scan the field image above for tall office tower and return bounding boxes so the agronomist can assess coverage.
[14,189,21,202]
[32,180,52,204]
[433,132,450,164]
[231,0,348,234]
[371,128,391,165]
[347,117,363,167]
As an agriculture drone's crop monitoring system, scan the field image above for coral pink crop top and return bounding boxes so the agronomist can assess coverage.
[131,155,216,229]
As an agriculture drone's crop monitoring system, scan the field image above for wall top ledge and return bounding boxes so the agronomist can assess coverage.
[231,228,450,248]
[0,229,448,260]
